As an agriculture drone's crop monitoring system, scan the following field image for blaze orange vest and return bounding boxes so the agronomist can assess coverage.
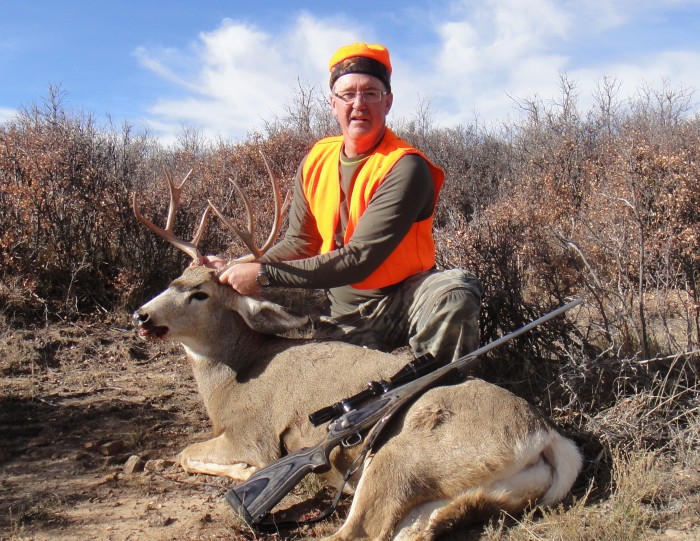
[302,129,444,290]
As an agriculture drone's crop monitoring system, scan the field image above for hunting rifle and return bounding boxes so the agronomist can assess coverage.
[226,296,585,528]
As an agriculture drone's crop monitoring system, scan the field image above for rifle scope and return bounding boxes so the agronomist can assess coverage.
[309,353,447,426]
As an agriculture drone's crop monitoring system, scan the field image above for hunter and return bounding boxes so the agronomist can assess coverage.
[211,42,483,363]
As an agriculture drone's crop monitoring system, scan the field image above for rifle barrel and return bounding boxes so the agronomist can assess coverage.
[310,296,584,426]
[453,296,585,365]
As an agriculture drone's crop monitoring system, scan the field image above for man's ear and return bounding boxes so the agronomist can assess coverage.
[330,93,341,121]
[385,92,393,115]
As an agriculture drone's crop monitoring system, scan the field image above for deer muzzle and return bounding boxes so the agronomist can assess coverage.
[133,309,169,340]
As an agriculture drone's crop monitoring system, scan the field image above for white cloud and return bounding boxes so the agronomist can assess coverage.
[286,13,359,82]
[397,0,576,127]
[0,107,17,124]
[135,13,361,143]
[134,2,700,143]
[136,21,289,141]
[568,50,700,113]
[397,0,700,129]
[133,46,197,90]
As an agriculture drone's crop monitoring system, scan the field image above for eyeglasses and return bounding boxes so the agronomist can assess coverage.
[332,90,388,104]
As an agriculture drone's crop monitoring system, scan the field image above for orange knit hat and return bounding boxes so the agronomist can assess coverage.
[328,42,392,90]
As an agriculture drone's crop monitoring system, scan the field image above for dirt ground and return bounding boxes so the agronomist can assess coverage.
[0,317,358,541]
[1,316,699,541]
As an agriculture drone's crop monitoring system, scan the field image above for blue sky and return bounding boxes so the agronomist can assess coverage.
[2,1,700,144]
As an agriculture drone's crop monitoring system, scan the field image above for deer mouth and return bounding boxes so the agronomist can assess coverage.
[138,325,169,340]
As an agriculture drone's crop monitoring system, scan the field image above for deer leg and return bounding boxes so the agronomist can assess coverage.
[325,452,432,541]
[180,433,257,481]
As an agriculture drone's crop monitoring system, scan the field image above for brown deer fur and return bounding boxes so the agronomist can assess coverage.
[134,266,582,540]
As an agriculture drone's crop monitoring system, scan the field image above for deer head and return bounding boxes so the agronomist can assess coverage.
[132,155,305,354]
[133,265,307,353]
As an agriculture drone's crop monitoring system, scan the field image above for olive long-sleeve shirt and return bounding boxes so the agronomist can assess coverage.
[261,149,435,316]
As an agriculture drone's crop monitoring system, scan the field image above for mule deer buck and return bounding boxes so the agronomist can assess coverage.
[132,165,582,540]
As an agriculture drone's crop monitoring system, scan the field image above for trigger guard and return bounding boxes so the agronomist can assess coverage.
[341,432,362,448]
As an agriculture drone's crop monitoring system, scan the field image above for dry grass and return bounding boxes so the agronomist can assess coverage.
[1,320,698,541]
[477,347,700,541]
[481,448,700,541]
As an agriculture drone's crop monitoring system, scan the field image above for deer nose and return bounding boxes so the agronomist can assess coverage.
[132,310,149,326]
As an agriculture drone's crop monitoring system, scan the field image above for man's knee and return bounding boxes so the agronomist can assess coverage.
[407,270,483,361]
[444,268,484,302]
[441,287,481,354]
[429,269,482,320]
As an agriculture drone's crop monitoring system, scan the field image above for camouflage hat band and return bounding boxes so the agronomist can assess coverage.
[329,56,391,91]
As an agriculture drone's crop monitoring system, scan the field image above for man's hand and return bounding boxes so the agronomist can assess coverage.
[219,262,261,296]
[199,255,262,295]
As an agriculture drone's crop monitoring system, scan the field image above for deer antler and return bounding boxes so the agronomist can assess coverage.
[208,151,290,264]
[132,169,211,265]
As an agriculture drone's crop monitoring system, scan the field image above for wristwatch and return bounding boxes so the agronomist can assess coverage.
[256,264,272,287]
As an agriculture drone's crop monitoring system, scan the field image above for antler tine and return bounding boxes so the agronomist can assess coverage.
[258,150,285,253]
[229,176,256,243]
[211,151,288,264]
[207,197,263,260]
[191,205,212,250]
[164,169,193,231]
[281,189,292,216]
[132,169,209,264]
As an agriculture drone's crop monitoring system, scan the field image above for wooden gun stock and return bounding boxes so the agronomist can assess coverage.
[226,395,397,524]
[226,445,331,525]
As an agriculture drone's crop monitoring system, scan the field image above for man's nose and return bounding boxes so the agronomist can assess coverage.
[352,94,368,108]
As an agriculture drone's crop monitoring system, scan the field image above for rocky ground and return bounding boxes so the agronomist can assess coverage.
[1,316,698,541]
[0,318,351,541]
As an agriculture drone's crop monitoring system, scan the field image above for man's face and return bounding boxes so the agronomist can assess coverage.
[330,73,393,155]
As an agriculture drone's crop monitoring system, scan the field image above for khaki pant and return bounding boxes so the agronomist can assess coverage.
[313,269,483,364]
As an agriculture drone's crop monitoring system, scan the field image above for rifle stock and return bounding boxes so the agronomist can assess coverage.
[226,395,397,524]
[226,445,331,525]
[226,296,585,527]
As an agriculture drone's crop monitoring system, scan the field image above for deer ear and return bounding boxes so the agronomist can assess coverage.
[230,295,309,334]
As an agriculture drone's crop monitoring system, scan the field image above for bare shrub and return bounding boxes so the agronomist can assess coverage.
[460,76,700,361]
[263,79,339,143]
[1,79,698,540]
[0,89,316,320]
[0,87,176,318]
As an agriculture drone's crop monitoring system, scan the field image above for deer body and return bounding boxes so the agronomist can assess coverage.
[132,170,581,540]
[134,266,582,540]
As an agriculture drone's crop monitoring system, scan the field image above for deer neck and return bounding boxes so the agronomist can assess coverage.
[181,312,268,413]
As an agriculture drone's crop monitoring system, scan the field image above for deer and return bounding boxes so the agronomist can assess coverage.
[132,164,583,541]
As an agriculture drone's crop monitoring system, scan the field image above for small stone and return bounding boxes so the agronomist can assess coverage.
[123,455,145,474]
[144,458,177,472]
[99,440,125,456]
[84,438,109,452]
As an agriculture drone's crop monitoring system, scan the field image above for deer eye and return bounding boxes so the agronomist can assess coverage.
[188,291,209,303]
